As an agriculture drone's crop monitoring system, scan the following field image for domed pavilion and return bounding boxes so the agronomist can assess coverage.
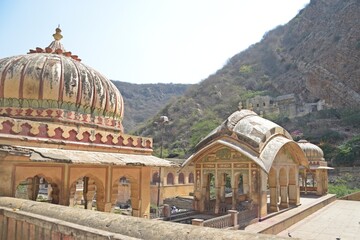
[0,28,171,217]
[298,139,332,195]
[182,109,309,219]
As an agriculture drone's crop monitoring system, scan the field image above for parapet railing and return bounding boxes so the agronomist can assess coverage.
[192,207,258,230]
[192,210,239,229]
[203,213,232,228]
[238,207,258,228]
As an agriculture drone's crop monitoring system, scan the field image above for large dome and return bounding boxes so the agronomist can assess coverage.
[0,28,124,131]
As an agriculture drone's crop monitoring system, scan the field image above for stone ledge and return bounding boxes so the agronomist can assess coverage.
[0,197,293,240]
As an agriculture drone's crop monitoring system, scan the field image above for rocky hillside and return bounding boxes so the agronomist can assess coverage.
[111,81,190,132]
[130,0,360,162]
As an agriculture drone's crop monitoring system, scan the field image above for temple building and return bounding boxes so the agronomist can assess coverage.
[0,28,171,217]
[182,109,311,219]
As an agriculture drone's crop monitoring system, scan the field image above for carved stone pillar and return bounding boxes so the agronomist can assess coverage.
[269,187,279,212]
[214,173,220,214]
[288,185,300,205]
[279,185,289,208]
[259,169,268,218]
[316,169,323,196]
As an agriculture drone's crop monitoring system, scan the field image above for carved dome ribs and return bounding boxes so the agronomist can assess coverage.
[0,28,124,132]
[298,140,324,160]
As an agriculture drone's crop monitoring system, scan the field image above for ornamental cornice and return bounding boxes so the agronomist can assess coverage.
[0,105,123,131]
[0,117,151,149]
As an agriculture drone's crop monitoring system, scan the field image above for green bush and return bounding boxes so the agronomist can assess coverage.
[333,135,360,166]
[328,184,360,198]
[328,173,360,197]
[190,119,219,147]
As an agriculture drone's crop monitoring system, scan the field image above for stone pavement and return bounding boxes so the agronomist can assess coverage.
[277,200,360,240]
[245,194,336,234]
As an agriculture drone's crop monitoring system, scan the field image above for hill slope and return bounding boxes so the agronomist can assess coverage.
[132,0,360,160]
[112,81,191,132]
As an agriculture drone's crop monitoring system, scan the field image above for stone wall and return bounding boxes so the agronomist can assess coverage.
[0,197,292,240]
[0,207,137,240]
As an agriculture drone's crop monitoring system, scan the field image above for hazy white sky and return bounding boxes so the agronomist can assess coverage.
[0,0,310,84]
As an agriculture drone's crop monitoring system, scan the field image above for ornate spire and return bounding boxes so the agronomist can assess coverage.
[27,27,81,62]
[53,25,63,41]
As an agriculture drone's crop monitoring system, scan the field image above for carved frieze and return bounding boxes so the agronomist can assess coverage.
[203,164,215,168]
[234,163,249,168]
[217,163,231,168]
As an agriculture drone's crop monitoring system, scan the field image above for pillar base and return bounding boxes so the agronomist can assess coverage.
[269,205,279,212]
[279,203,289,209]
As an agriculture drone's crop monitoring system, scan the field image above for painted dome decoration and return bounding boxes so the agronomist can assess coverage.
[0,27,124,132]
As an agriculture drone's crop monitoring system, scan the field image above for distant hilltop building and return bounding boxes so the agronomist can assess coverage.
[244,94,327,119]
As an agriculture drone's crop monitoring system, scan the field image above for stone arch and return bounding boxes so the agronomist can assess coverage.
[15,174,60,204]
[166,173,174,185]
[111,171,145,216]
[235,173,244,194]
[110,175,132,214]
[202,171,216,212]
[178,172,184,184]
[152,171,159,184]
[188,172,194,184]
[307,171,316,188]
[68,174,105,211]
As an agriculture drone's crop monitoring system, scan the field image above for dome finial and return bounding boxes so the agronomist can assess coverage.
[53,25,63,41]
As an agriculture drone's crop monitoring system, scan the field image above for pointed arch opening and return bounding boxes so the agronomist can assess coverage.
[68,175,105,211]
[110,176,132,215]
[15,175,60,204]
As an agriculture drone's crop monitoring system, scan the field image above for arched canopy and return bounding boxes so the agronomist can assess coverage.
[182,110,309,174]
[260,136,308,173]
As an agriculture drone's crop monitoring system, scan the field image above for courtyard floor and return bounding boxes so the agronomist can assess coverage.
[277,199,360,240]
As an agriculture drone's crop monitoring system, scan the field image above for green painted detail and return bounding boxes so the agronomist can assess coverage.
[216,148,231,160]
[0,98,121,122]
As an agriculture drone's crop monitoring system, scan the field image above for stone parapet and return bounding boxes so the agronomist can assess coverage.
[0,197,293,240]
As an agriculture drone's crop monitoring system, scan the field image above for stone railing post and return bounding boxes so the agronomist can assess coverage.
[162,204,171,218]
[192,218,204,226]
[228,210,238,228]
